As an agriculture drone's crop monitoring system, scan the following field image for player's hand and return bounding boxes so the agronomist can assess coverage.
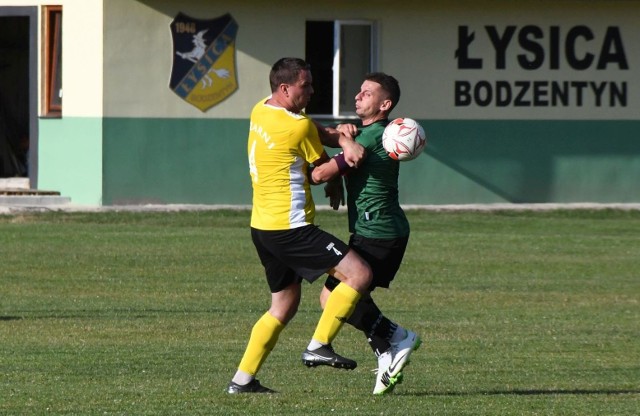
[340,137,366,168]
[324,176,345,210]
[336,123,359,137]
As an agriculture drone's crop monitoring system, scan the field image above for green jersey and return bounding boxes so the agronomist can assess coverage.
[346,120,410,239]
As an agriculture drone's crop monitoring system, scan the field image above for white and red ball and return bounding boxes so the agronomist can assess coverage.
[382,117,426,161]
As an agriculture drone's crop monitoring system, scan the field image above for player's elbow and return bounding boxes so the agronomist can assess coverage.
[310,167,331,184]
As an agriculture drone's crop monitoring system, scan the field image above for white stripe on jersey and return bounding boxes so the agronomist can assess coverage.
[288,155,308,228]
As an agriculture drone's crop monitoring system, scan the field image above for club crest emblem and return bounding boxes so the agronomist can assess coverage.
[169,13,239,112]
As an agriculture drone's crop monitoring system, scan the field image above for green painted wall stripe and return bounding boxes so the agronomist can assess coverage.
[103,118,250,205]
[420,120,640,203]
[38,117,103,206]
[102,118,640,205]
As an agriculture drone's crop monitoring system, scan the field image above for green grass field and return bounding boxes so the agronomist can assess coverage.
[1,209,639,415]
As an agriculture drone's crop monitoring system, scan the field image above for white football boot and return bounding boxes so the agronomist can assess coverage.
[373,350,401,395]
[388,329,422,379]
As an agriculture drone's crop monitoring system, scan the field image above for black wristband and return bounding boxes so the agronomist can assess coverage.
[333,152,349,175]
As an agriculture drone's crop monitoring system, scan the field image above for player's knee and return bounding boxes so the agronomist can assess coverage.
[332,251,372,293]
[349,260,373,292]
[269,287,301,323]
[269,303,298,324]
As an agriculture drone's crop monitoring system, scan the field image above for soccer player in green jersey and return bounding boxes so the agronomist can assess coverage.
[309,72,422,395]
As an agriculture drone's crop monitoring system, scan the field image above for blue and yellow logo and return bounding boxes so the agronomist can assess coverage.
[169,13,238,112]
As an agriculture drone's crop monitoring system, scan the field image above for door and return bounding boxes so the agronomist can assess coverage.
[0,7,37,187]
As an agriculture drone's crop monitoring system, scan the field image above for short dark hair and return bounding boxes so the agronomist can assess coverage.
[269,58,311,92]
[364,72,401,112]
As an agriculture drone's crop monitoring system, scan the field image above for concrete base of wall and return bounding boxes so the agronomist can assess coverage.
[0,195,72,206]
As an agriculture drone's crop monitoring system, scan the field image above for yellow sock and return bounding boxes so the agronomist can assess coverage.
[312,283,361,344]
[238,312,285,376]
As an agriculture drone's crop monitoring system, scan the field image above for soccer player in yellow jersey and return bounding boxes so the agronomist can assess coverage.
[226,57,373,394]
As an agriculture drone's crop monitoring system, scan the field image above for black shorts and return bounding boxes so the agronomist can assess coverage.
[325,234,409,292]
[251,225,350,293]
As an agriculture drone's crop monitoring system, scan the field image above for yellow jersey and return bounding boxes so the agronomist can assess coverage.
[248,97,325,230]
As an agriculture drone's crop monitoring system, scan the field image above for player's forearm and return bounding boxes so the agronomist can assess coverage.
[313,120,344,148]
[310,160,339,184]
[309,153,349,184]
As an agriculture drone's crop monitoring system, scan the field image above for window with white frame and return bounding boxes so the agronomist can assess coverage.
[305,20,377,118]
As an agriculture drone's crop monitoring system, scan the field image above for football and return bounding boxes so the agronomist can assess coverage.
[382,117,426,161]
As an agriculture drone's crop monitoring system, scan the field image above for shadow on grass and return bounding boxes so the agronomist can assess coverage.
[0,309,227,319]
[403,389,640,397]
[0,316,23,321]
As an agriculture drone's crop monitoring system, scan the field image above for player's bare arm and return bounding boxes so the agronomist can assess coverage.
[308,152,339,184]
[313,120,366,168]
[313,120,342,147]
[337,133,365,168]
[334,123,366,166]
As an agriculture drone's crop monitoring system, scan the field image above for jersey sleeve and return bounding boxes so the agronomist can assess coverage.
[298,117,326,164]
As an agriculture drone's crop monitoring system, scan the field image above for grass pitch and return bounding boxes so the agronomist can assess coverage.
[1,209,638,415]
